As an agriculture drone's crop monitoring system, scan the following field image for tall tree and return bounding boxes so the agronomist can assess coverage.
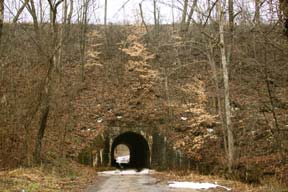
[153,0,159,32]
[139,3,148,33]
[228,0,234,30]
[280,0,288,35]
[30,0,64,163]
[217,0,234,173]
[227,0,234,68]
[104,0,107,26]
[13,0,30,24]
[180,0,198,33]
[0,0,4,44]
[172,0,175,29]
[56,0,68,71]
[80,0,89,82]
[185,0,198,31]
[254,0,261,25]
[180,0,189,32]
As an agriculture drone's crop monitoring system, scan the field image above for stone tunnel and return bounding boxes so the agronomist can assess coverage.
[78,123,193,170]
[111,132,150,169]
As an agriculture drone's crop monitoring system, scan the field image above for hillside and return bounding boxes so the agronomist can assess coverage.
[1,0,288,189]
[1,23,287,186]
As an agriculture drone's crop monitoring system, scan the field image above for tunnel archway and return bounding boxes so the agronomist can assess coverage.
[111,132,150,169]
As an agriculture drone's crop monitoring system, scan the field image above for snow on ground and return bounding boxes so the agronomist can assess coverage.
[116,155,130,164]
[168,181,231,191]
[98,169,152,175]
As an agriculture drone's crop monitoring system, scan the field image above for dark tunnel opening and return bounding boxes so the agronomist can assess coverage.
[111,132,150,169]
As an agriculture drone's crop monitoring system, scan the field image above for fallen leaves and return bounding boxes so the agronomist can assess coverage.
[0,161,96,192]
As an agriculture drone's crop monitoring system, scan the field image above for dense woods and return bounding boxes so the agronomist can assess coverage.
[0,0,288,190]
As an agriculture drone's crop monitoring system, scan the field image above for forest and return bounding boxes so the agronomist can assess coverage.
[0,0,288,191]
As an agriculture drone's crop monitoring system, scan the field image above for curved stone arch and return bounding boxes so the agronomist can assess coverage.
[79,125,193,170]
[110,131,151,169]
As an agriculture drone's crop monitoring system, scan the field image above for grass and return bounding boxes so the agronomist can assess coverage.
[154,170,288,192]
[0,160,97,192]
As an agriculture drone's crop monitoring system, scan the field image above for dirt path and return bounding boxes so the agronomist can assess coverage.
[86,174,196,192]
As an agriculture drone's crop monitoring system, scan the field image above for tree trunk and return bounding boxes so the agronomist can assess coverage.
[153,0,159,33]
[139,3,148,33]
[29,0,41,42]
[33,104,49,163]
[56,0,69,72]
[180,0,189,32]
[80,0,89,82]
[104,0,107,26]
[66,0,73,37]
[228,0,234,71]
[217,0,234,173]
[184,0,198,32]
[172,0,175,30]
[228,0,234,32]
[13,0,30,24]
[0,0,4,44]
[207,42,228,155]
[164,69,172,119]
[280,0,288,35]
[255,0,260,25]
[67,0,73,24]
[32,46,54,165]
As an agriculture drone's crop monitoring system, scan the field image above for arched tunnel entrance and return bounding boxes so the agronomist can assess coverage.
[111,132,150,169]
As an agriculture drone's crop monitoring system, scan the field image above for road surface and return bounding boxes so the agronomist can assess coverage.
[86,174,196,192]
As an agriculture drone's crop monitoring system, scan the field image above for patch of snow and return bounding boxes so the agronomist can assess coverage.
[207,128,214,133]
[168,181,231,191]
[117,116,123,119]
[232,107,239,111]
[116,155,130,164]
[97,118,103,123]
[98,169,152,175]
[181,117,188,121]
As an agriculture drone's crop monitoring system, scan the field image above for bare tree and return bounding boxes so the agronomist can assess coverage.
[217,0,234,172]
[139,3,148,33]
[104,0,107,26]
[206,40,228,154]
[172,0,175,29]
[64,0,74,37]
[0,0,4,44]
[228,0,234,31]
[227,0,234,70]
[254,0,261,25]
[67,0,73,24]
[27,0,41,42]
[180,0,189,32]
[280,0,288,35]
[27,0,65,163]
[185,0,198,31]
[56,0,73,71]
[153,0,159,33]
[180,0,198,33]
[13,0,30,23]
[80,0,89,82]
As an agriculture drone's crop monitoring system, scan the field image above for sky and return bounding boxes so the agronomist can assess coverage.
[87,0,182,24]
[3,0,278,24]
[3,0,183,24]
